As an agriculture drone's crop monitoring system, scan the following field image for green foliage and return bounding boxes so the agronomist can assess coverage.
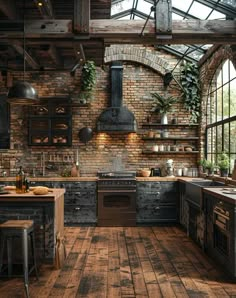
[217,152,230,170]
[180,62,201,123]
[150,92,177,114]
[199,158,207,171]
[205,160,215,171]
[81,60,96,92]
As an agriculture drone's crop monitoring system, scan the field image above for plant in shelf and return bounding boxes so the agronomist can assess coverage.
[79,60,96,103]
[150,91,177,124]
[180,62,201,123]
[217,152,230,177]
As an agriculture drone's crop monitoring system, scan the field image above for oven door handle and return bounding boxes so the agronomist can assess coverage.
[97,189,136,193]
[214,209,229,220]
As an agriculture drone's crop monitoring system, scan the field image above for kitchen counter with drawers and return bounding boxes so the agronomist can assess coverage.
[0,188,65,267]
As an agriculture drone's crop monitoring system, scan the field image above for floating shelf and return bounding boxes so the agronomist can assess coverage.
[142,150,199,154]
[142,123,199,128]
[142,137,199,141]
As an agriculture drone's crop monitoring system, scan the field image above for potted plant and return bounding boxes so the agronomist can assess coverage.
[199,158,207,174]
[217,152,230,177]
[180,62,201,123]
[80,60,96,103]
[150,92,177,124]
[205,160,215,176]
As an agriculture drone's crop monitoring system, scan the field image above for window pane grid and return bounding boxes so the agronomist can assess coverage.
[206,60,236,175]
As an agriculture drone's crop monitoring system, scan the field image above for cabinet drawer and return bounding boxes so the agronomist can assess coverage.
[64,204,97,224]
[137,205,177,222]
[65,191,96,205]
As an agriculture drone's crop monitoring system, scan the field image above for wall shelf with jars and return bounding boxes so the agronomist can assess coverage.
[141,122,199,154]
[28,97,72,146]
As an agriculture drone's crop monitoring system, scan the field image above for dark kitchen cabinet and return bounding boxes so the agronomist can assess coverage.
[28,97,72,146]
[203,192,236,279]
[0,94,10,149]
[30,180,97,225]
[136,181,179,224]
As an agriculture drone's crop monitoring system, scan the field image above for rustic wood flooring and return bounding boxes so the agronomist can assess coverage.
[0,226,235,298]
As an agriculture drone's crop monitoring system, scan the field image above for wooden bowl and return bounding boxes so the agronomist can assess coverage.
[140,169,151,177]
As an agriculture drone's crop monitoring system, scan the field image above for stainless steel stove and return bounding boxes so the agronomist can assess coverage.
[97,171,136,226]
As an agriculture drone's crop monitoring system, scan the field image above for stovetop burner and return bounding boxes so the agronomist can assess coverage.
[97,171,136,179]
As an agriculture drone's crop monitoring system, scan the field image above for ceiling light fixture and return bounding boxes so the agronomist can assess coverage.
[7,0,39,105]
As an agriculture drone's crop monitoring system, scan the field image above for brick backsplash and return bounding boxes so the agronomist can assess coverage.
[0,46,203,177]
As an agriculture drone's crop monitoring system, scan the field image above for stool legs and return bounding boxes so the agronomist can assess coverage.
[30,231,39,280]
[0,234,5,273]
[7,237,13,276]
[22,228,30,298]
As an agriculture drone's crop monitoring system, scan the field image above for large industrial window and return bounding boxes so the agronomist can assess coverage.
[206,59,236,174]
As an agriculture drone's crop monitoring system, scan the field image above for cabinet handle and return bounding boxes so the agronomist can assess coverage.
[75,192,81,195]
[155,206,160,210]
[74,207,81,211]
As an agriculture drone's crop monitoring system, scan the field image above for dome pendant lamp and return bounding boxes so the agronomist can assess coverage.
[7,1,39,105]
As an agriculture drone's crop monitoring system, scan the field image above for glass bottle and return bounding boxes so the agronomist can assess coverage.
[16,166,25,194]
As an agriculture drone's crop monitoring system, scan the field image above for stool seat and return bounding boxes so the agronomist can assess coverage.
[0,219,39,298]
[0,220,34,229]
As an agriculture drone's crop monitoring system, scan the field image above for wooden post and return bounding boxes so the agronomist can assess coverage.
[155,0,172,39]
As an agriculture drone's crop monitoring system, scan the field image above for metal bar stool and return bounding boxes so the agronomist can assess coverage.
[0,220,39,298]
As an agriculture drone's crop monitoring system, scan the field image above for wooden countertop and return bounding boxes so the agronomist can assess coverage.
[0,188,65,202]
[0,177,97,182]
[0,176,200,182]
[203,187,236,205]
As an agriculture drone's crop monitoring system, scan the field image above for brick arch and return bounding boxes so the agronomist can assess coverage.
[104,46,171,75]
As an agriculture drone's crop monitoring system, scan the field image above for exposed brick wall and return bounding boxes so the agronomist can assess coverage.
[0,46,200,177]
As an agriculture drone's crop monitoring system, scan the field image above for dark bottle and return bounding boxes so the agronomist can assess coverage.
[16,166,25,194]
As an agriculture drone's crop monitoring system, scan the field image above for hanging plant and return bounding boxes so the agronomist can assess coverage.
[180,62,201,123]
[80,60,96,103]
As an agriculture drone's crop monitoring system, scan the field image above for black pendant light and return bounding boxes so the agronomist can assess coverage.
[7,0,39,105]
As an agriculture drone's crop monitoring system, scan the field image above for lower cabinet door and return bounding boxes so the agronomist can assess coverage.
[137,205,177,223]
[64,204,97,225]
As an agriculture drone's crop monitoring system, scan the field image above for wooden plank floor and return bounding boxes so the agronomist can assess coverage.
[0,226,235,297]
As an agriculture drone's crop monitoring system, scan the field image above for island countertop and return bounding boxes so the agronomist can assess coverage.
[0,188,65,202]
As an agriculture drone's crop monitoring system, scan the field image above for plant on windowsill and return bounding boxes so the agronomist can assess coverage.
[198,158,207,174]
[180,62,201,123]
[205,160,215,176]
[217,152,230,177]
[79,60,96,104]
[150,91,177,124]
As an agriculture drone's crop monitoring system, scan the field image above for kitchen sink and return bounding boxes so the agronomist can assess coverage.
[185,179,225,208]
[188,180,225,187]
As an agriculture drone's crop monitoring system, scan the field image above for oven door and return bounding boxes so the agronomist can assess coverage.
[97,190,136,226]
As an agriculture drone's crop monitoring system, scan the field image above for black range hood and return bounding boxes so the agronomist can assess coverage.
[97,61,137,133]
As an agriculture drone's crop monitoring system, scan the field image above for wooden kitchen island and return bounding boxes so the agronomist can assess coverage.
[0,188,65,268]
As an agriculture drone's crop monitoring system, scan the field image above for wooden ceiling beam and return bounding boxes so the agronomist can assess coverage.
[0,0,16,20]
[48,45,63,67]
[73,0,90,34]
[0,19,235,44]
[12,42,40,70]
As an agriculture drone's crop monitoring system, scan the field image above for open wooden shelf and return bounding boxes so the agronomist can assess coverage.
[142,123,199,128]
[142,150,199,154]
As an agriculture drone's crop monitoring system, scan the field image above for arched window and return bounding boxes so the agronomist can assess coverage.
[206,59,236,174]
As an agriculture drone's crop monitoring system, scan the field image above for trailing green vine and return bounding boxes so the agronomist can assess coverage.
[180,62,201,123]
[79,60,96,102]
[81,60,96,92]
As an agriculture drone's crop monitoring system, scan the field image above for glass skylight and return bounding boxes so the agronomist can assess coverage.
[111,0,235,61]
